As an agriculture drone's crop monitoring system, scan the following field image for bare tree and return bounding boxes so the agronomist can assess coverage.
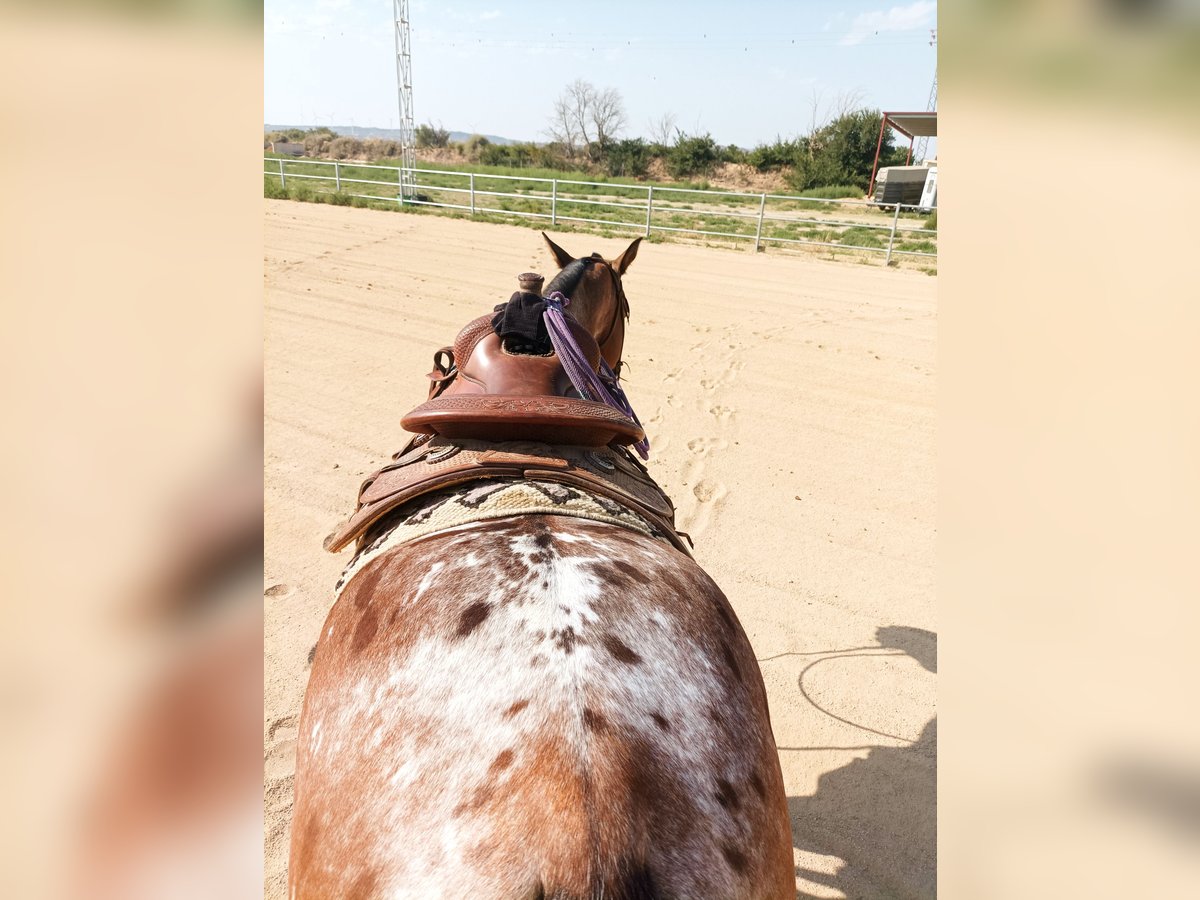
[647,112,677,146]
[808,86,867,136]
[565,79,596,152]
[548,93,580,156]
[590,86,627,147]
[547,79,626,160]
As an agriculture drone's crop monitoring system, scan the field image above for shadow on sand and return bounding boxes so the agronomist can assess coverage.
[783,625,936,900]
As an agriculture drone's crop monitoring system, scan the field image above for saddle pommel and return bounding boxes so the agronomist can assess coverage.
[402,311,642,447]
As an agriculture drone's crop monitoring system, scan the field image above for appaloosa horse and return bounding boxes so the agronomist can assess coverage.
[289,235,793,899]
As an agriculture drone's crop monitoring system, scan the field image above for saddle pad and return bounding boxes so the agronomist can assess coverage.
[323,437,687,556]
[332,479,669,599]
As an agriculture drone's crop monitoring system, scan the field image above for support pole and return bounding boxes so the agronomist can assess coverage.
[470,173,475,215]
[278,157,286,188]
[551,179,558,225]
[906,136,914,166]
[754,193,766,252]
[334,161,341,192]
[885,202,902,265]
[644,186,653,237]
[868,114,887,201]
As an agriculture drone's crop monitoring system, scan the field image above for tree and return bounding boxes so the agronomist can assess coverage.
[590,86,627,149]
[546,79,626,160]
[788,108,906,191]
[647,112,677,147]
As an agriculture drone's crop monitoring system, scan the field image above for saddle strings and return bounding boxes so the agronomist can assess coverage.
[543,291,650,459]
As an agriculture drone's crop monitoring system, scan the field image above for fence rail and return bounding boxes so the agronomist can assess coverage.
[263,157,936,262]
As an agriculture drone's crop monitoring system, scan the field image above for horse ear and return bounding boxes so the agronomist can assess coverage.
[612,236,642,276]
[542,233,574,269]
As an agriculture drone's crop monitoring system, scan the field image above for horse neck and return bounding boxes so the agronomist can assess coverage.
[570,277,626,372]
[598,311,625,372]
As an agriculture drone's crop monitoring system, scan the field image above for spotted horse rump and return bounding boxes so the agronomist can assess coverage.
[289,235,793,899]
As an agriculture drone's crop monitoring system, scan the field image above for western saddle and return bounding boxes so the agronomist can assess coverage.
[324,274,690,556]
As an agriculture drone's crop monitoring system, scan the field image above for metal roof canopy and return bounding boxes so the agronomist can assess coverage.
[883,111,937,139]
[869,110,938,198]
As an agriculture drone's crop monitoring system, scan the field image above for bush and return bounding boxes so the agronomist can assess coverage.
[363,138,401,159]
[415,122,450,148]
[327,136,365,160]
[747,137,804,172]
[604,138,650,177]
[463,134,491,160]
[923,210,937,231]
[721,144,748,165]
[786,109,910,192]
[264,176,287,199]
[326,191,352,206]
[666,133,719,178]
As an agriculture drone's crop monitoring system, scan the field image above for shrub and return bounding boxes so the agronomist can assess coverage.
[463,134,491,160]
[721,144,748,165]
[264,176,287,199]
[327,136,365,160]
[363,138,401,159]
[923,210,937,231]
[604,138,650,177]
[414,122,450,148]
[666,133,719,178]
[747,137,804,172]
[326,191,352,206]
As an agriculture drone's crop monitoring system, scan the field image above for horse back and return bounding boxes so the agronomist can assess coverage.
[289,515,793,899]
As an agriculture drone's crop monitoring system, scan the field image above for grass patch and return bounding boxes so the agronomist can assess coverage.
[923,210,937,230]
[837,226,886,249]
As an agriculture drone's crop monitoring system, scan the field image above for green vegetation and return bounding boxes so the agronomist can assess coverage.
[262,105,938,269]
[666,134,721,178]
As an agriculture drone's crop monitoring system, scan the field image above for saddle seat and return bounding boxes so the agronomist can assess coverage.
[401,311,643,448]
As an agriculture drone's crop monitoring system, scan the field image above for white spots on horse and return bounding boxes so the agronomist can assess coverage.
[299,515,778,896]
[408,560,445,605]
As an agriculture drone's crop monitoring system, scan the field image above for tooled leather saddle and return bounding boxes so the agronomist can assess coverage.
[323,274,690,556]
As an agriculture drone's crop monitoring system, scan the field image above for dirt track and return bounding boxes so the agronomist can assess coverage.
[264,199,936,899]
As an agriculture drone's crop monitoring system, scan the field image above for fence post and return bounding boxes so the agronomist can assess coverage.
[645,186,654,237]
[470,173,476,215]
[551,179,558,226]
[278,157,286,189]
[885,202,902,265]
[754,193,767,252]
[397,167,404,206]
[334,161,341,192]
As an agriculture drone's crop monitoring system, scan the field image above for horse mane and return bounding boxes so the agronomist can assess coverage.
[545,254,629,322]
[544,258,592,298]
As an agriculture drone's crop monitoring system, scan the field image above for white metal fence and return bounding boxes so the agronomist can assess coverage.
[264,156,937,263]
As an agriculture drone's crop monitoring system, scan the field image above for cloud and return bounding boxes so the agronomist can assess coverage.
[840,1,936,47]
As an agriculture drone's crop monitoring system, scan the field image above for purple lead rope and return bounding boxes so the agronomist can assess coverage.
[543,291,650,459]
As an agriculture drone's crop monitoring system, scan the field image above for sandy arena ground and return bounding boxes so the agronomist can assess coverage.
[264,199,936,899]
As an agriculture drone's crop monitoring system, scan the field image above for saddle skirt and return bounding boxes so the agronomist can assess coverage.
[323,437,691,556]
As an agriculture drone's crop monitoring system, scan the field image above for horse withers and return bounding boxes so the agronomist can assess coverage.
[288,234,794,899]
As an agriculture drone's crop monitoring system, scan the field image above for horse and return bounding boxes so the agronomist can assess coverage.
[288,233,794,899]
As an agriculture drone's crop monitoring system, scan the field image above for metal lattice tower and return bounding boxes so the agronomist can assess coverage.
[914,30,936,163]
[393,0,415,200]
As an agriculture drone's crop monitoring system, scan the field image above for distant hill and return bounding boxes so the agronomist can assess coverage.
[264,124,522,145]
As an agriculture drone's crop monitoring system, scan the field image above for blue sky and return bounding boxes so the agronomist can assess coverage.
[264,1,937,147]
